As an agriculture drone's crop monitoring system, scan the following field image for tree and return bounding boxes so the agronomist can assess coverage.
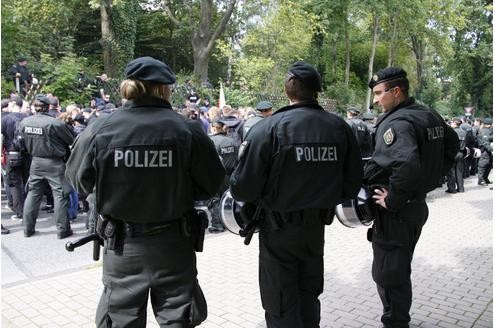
[161,0,238,82]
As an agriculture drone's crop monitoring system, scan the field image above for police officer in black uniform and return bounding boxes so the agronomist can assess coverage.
[242,100,273,139]
[21,95,75,238]
[230,61,363,328]
[477,118,493,186]
[346,107,373,159]
[65,57,225,328]
[207,120,238,233]
[365,67,459,328]
[446,118,467,193]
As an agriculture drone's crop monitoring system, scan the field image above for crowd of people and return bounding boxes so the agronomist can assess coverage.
[1,56,493,328]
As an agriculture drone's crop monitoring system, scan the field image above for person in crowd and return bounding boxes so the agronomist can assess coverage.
[230,61,362,328]
[20,94,75,239]
[207,120,238,233]
[9,57,32,96]
[1,96,30,220]
[242,101,273,139]
[66,56,225,327]
[346,107,373,159]
[446,117,466,193]
[364,67,459,328]
[477,118,493,186]
[220,105,244,149]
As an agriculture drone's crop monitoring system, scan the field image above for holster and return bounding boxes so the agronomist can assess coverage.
[97,215,126,255]
[185,210,209,252]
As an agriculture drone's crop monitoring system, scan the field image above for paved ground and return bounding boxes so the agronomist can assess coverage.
[1,176,493,328]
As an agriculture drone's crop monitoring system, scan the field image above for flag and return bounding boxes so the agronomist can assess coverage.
[219,82,226,109]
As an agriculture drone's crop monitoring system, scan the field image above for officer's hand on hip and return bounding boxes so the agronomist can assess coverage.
[372,188,388,209]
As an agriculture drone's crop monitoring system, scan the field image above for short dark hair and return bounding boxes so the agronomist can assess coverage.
[284,74,318,102]
[383,77,409,94]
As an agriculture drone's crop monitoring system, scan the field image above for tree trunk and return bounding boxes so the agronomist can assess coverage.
[191,0,237,81]
[344,16,350,86]
[387,15,398,67]
[364,14,380,112]
[410,34,424,98]
[100,0,116,76]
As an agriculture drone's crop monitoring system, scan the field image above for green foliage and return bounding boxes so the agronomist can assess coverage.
[223,87,257,108]
[37,53,94,106]
[112,0,139,78]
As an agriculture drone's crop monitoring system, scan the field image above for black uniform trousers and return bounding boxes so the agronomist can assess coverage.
[23,157,71,233]
[259,214,325,328]
[478,151,492,184]
[6,153,30,217]
[96,223,206,328]
[371,201,428,328]
[446,152,464,192]
[206,176,229,231]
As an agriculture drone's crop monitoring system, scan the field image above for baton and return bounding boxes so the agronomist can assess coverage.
[65,233,102,261]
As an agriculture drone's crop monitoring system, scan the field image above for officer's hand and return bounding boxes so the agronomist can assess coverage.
[372,188,388,209]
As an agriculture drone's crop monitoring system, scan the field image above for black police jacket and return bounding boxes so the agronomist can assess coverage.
[210,133,238,175]
[364,98,459,211]
[20,112,74,159]
[230,101,363,212]
[1,112,27,151]
[65,96,225,223]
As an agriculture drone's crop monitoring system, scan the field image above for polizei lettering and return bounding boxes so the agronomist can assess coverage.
[24,126,43,135]
[426,126,444,141]
[295,146,338,162]
[114,149,173,168]
[220,146,235,155]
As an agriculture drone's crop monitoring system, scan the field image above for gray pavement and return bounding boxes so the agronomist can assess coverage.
[1,175,493,327]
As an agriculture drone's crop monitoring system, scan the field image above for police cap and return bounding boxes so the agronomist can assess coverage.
[34,94,51,106]
[212,119,225,127]
[363,112,375,121]
[287,61,322,92]
[368,67,407,89]
[347,107,360,115]
[483,117,493,125]
[124,56,176,85]
[256,101,273,111]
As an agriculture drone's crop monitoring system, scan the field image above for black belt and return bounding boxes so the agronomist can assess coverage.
[124,220,181,238]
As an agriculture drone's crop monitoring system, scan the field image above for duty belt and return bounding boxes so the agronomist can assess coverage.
[124,220,181,238]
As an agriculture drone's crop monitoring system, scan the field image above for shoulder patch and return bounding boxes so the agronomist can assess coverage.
[238,140,249,160]
[383,128,395,145]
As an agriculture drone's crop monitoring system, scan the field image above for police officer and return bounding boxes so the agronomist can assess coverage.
[65,57,225,327]
[230,61,363,328]
[365,67,459,328]
[21,94,75,238]
[446,118,466,193]
[477,118,493,186]
[207,120,238,233]
[242,100,273,139]
[1,96,30,220]
[346,107,373,158]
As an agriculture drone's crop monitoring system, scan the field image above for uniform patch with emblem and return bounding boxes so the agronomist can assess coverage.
[238,140,249,160]
[383,128,395,145]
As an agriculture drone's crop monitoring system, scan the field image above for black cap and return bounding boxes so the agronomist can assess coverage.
[124,56,176,85]
[256,101,273,111]
[483,117,493,125]
[212,119,225,127]
[287,61,322,92]
[34,94,51,106]
[17,56,27,62]
[347,107,360,115]
[368,67,407,89]
[363,112,375,121]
